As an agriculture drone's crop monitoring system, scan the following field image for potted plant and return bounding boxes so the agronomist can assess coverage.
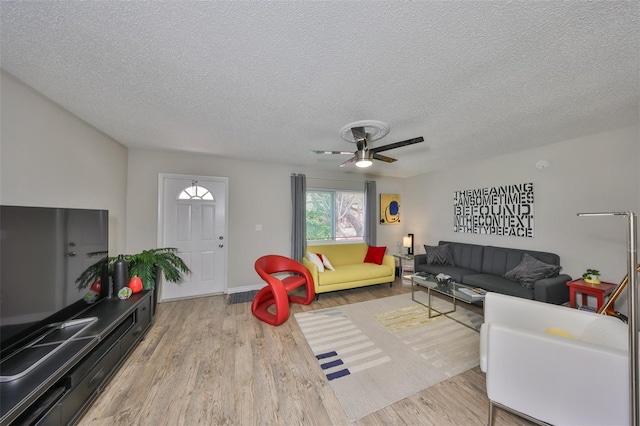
[77,248,190,313]
[582,268,601,284]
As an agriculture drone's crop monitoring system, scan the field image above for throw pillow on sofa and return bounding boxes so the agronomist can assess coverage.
[426,244,455,266]
[364,246,386,265]
[316,253,335,271]
[306,252,325,272]
[503,253,562,289]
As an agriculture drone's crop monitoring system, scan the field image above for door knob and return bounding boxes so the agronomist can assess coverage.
[219,244,224,248]
[67,251,77,257]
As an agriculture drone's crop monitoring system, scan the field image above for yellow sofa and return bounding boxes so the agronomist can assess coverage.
[302,243,396,295]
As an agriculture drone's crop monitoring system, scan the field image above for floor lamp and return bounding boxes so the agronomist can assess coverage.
[577,211,638,425]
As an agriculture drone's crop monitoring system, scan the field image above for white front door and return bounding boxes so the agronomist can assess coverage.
[159,174,228,301]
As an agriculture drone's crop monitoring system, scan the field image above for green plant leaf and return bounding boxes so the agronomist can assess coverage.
[76,248,190,291]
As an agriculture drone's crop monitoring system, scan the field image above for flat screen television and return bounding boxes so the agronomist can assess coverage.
[0,205,109,359]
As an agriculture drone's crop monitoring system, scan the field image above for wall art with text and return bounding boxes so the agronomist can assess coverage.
[453,183,534,237]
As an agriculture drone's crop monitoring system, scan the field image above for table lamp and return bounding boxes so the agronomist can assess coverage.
[403,234,414,256]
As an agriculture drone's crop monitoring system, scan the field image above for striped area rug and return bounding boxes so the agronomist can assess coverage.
[294,293,482,422]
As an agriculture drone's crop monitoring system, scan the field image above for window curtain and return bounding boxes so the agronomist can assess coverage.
[364,180,377,246]
[291,173,306,262]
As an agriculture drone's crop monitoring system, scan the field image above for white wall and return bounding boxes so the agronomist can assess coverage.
[404,125,639,311]
[0,70,129,254]
[0,69,407,294]
[6,68,636,301]
[125,148,405,291]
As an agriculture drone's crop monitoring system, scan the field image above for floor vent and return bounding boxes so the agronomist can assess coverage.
[228,290,259,305]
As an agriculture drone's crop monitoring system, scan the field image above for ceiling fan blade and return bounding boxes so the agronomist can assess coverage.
[370,136,424,153]
[311,150,354,155]
[372,153,397,163]
[351,126,367,141]
[339,156,357,167]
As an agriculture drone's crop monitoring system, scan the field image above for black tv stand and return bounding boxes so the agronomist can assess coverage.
[0,291,153,425]
[0,318,99,383]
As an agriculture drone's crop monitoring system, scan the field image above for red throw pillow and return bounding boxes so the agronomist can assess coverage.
[364,246,386,265]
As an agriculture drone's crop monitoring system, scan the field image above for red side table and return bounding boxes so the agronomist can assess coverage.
[566,278,617,311]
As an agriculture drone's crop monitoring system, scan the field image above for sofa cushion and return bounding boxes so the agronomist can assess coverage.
[364,245,386,265]
[503,254,562,289]
[439,241,484,271]
[462,274,534,299]
[316,263,394,286]
[306,243,369,266]
[481,246,560,277]
[426,244,455,265]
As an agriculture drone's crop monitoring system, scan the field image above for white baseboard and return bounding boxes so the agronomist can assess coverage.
[227,284,263,294]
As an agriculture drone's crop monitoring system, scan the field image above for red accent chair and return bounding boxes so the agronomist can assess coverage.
[252,255,315,326]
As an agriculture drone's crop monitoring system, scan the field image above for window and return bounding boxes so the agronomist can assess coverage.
[178,185,214,201]
[306,189,364,242]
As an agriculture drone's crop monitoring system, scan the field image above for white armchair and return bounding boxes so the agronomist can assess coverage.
[480,292,629,426]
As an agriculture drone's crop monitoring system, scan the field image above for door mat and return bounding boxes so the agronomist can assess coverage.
[227,290,259,305]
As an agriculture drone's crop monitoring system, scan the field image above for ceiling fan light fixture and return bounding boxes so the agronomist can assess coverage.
[355,150,373,168]
[313,122,424,168]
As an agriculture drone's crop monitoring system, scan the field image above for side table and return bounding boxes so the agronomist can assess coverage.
[566,278,617,311]
[393,254,414,283]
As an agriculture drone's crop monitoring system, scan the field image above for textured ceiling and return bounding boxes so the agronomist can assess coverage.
[1,1,638,178]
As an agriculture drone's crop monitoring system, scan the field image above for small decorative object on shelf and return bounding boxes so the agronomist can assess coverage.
[118,287,132,300]
[582,268,601,284]
[83,290,100,304]
[436,273,452,284]
[128,276,143,293]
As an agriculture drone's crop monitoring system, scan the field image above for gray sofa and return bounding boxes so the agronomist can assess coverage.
[413,241,571,305]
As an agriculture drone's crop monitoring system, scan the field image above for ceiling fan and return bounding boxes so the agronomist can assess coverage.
[312,126,424,168]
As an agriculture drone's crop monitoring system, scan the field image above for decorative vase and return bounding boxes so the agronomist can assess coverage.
[100,261,111,298]
[113,254,128,296]
[128,276,143,293]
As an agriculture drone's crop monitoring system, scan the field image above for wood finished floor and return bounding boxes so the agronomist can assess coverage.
[79,280,533,425]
